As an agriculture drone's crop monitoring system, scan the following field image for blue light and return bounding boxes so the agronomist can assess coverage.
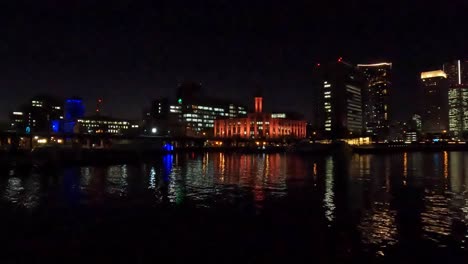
[163,143,174,152]
[25,126,31,134]
[64,99,85,133]
[66,99,82,103]
[433,138,440,142]
[51,120,60,133]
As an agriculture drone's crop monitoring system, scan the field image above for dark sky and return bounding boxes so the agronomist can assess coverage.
[0,0,466,122]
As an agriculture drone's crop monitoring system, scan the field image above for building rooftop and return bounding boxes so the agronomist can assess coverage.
[80,115,130,121]
[357,62,392,67]
[421,70,447,79]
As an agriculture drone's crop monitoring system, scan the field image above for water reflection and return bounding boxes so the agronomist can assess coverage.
[324,156,335,225]
[0,152,467,253]
[352,154,397,249]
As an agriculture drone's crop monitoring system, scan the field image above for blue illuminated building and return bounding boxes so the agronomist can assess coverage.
[64,98,85,133]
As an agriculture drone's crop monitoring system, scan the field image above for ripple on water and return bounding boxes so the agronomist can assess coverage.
[421,193,453,245]
[359,202,398,248]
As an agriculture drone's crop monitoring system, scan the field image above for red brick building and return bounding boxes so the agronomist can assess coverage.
[214,97,307,139]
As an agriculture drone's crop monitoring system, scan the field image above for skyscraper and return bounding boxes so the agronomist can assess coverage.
[357,62,392,139]
[443,60,468,86]
[448,84,468,138]
[421,70,449,135]
[319,60,366,139]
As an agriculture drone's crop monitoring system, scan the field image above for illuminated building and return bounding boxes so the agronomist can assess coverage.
[77,116,139,134]
[411,114,422,132]
[146,82,248,137]
[10,95,63,133]
[214,96,306,139]
[421,70,449,134]
[318,59,366,138]
[357,62,391,139]
[388,121,409,141]
[444,60,468,138]
[63,97,85,133]
[405,131,418,143]
[143,98,184,136]
[178,82,247,136]
[448,84,468,138]
[181,101,247,136]
[443,59,468,86]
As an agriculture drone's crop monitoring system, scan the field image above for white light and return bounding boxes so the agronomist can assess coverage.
[13,112,23,115]
[357,62,392,67]
[458,60,461,85]
[37,139,47,144]
[151,128,157,134]
[34,136,39,140]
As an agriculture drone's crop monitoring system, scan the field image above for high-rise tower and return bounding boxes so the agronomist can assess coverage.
[421,70,449,135]
[357,62,392,139]
[318,59,366,139]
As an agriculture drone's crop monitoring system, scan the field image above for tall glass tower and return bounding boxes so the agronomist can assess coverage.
[420,70,448,135]
[357,62,392,140]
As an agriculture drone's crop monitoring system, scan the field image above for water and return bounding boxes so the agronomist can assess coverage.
[0,152,467,262]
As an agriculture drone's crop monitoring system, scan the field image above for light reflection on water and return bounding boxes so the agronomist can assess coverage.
[0,152,468,253]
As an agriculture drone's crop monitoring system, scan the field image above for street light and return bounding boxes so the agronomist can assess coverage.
[151,127,157,134]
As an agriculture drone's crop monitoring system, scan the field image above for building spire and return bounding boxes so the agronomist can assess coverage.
[254,87,263,113]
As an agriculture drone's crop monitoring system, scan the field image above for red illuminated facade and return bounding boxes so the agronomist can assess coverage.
[214,96,307,138]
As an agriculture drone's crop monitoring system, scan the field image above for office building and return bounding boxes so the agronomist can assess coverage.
[319,59,366,139]
[443,60,468,86]
[405,131,418,143]
[448,84,468,138]
[143,98,184,136]
[77,115,139,135]
[181,100,247,136]
[177,82,248,136]
[357,62,391,139]
[214,96,306,139]
[10,95,63,133]
[421,70,449,134]
[143,82,247,137]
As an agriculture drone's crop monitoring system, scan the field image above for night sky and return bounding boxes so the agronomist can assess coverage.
[0,1,466,122]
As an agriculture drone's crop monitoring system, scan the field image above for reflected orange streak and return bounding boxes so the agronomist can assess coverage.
[443,151,448,179]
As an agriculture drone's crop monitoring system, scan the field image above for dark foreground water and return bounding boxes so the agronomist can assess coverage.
[0,152,467,263]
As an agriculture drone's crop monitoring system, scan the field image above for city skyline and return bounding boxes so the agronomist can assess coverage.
[0,1,466,122]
